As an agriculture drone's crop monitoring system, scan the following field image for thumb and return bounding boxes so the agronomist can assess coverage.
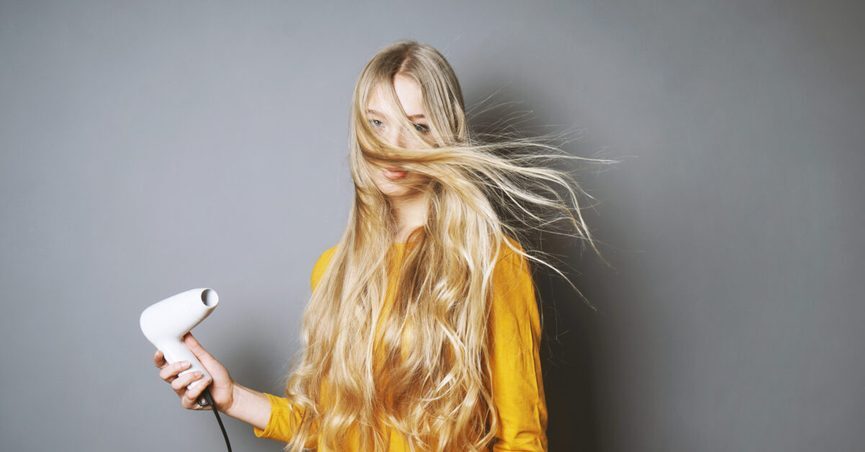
[182,332,218,366]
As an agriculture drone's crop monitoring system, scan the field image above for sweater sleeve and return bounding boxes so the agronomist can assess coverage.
[251,392,306,442]
[251,246,337,443]
[489,241,549,451]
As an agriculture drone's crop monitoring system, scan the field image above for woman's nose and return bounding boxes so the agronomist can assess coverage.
[384,126,405,147]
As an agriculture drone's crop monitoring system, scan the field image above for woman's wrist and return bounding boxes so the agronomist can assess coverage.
[222,382,272,431]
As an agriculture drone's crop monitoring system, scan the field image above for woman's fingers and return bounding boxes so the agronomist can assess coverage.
[182,376,212,409]
[153,350,166,368]
[159,360,191,382]
[182,333,217,365]
[152,346,218,411]
[170,370,203,392]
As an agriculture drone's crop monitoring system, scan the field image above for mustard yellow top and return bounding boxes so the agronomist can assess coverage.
[253,241,548,450]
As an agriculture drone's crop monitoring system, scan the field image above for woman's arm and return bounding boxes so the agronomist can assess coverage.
[229,385,307,443]
[239,390,307,442]
[231,246,336,442]
[489,242,549,451]
[223,383,272,430]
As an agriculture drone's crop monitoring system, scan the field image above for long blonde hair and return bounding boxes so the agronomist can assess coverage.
[282,40,616,451]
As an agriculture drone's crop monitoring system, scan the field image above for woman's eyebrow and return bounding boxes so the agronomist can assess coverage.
[366,109,427,120]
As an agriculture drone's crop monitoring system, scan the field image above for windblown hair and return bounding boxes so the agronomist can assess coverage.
[281,40,616,451]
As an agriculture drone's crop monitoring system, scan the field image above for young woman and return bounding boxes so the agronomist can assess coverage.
[153,40,610,451]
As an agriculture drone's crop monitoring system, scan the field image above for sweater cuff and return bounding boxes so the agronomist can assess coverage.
[252,392,282,439]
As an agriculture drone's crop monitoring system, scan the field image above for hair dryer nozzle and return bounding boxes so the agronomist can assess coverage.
[201,288,218,307]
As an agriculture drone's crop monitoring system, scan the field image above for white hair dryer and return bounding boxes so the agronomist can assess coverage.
[140,288,219,396]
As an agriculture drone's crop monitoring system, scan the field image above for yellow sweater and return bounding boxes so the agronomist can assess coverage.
[253,241,548,450]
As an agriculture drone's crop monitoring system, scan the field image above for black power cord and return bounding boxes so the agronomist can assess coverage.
[201,388,232,452]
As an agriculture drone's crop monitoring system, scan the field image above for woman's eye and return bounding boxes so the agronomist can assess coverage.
[368,118,427,133]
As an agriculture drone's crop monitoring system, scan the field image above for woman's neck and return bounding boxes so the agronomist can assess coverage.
[390,190,430,243]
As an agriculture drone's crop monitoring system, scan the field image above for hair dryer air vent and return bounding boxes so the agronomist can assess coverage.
[201,289,218,307]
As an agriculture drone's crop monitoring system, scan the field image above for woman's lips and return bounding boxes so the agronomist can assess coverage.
[383,167,407,179]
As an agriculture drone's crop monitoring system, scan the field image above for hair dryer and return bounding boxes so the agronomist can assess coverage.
[140,288,219,397]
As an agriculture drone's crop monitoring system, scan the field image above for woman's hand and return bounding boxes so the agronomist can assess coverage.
[153,332,235,412]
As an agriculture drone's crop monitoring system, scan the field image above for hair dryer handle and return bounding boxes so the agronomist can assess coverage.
[160,340,213,390]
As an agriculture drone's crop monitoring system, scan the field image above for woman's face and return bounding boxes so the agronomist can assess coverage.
[366,74,432,198]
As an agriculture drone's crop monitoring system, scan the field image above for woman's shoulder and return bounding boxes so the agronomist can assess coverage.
[314,244,338,266]
[310,244,339,290]
[491,235,536,294]
[496,235,531,271]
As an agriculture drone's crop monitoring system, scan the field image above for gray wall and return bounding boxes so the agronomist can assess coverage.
[1,1,862,451]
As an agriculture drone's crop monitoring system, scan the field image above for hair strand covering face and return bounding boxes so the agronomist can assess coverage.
[281,40,618,451]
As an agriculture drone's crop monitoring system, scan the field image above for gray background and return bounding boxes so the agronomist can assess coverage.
[1,1,863,451]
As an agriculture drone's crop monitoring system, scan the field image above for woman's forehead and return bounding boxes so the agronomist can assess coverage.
[366,77,426,118]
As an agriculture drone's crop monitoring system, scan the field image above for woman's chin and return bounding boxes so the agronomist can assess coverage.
[374,174,428,198]
[375,180,411,197]
[382,187,412,198]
